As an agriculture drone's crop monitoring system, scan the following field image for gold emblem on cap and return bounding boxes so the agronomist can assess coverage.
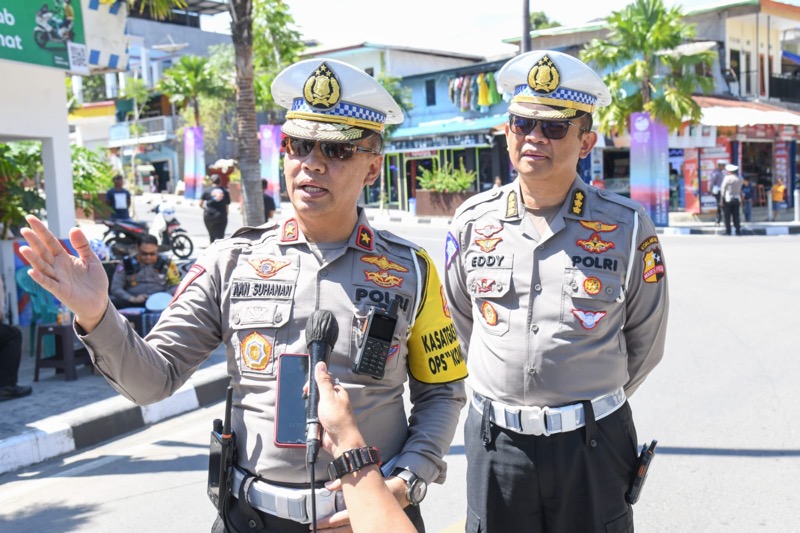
[303,62,341,109]
[527,55,560,94]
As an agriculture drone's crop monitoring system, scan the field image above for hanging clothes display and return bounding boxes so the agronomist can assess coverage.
[448,71,503,113]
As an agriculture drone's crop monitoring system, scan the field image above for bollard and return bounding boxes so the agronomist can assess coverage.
[795,189,800,223]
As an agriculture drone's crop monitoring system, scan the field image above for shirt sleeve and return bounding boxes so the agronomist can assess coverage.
[622,213,669,396]
[443,223,474,359]
[110,263,132,301]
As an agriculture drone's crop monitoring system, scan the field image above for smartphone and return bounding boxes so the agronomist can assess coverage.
[275,353,309,447]
[353,303,399,380]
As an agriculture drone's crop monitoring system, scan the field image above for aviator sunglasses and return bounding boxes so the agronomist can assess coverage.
[281,136,382,160]
[509,115,589,140]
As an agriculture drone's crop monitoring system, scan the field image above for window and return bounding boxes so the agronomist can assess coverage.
[425,79,436,106]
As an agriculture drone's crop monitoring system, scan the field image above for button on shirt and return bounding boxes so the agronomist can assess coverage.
[444,177,669,407]
[80,210,466,485]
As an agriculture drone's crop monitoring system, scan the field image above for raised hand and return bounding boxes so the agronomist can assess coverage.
[19,215,110,332]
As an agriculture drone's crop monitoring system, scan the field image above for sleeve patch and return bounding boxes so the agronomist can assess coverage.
[169,264,207,305]
[445,232,460,270]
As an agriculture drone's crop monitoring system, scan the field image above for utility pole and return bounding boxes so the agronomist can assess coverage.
[522,0,531,53]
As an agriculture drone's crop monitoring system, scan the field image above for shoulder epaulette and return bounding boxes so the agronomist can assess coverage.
[376,229,421,252]
[453,187,502,219]
[595,189,642,215]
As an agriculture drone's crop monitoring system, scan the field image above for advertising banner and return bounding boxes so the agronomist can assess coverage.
[683,148,700,214]
[183,127,205,200]
[259,124,282,209]
[0,0,88,73]
[629,113,669,227]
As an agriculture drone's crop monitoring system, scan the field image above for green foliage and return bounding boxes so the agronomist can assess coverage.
[71,146,115,218]
[252,0,305,111]
[530,11,561,30]
[0,143,46,239]
[124,0,187,19]
[81,74,108,103]
[580,0,714,134]
[417,161,476,193]
[378,74,413,136]
[159,55,229,127]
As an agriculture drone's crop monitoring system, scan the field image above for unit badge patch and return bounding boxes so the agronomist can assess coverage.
[364,270,404,288]
[583,276,602,295]
[440,286,451,318]
[638,236,659,252]
[474,238,502,253]
[571,309,607,330]
[241,331,272,371]
[481,302,498,326]
[357,225,374,251]
[445,232,460,269]
[580,220,618,232]
[360,254,408,272]
[247,258,291,279]
[642,246,666,283]
[576,233,615,254]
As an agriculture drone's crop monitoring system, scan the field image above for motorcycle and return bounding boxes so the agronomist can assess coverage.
[102,203,194,260]
[33,4,74,48]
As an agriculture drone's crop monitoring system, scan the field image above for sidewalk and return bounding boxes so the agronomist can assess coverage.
[3,198,798,476]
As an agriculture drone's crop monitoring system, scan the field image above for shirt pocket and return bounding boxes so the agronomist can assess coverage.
[559,269,621,336]
[228,261,299,378]
[466,269,513,337]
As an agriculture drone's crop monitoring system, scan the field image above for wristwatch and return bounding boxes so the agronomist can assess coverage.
[327,447,381,479]
[392,468,428,506]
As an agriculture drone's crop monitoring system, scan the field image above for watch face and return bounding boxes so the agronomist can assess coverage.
[409,478,427,504]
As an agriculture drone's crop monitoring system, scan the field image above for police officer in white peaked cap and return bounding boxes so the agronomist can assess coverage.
[20,58,467,533]
[444,50,669,532]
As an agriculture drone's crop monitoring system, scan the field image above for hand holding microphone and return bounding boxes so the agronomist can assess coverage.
[305,310,339,464]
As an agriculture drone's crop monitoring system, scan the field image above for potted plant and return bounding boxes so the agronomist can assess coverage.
[414,161,478,217]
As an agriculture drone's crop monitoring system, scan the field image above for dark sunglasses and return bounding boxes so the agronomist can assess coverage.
[509,115,589,140]
[138,251,158,257]
[281,136,381,160]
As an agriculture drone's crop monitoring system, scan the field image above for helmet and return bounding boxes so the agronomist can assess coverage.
[159,202,176,222]
[89,239,110,261]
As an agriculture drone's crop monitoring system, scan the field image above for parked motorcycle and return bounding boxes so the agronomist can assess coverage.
[33,4,74,48]
[101,205,194,260]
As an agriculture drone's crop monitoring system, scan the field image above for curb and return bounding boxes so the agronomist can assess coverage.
[0,363,230,475]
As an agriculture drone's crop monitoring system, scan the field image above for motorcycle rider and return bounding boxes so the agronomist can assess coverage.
[58,0,74,38]
[110,234,181,310]
[148,201,177,247]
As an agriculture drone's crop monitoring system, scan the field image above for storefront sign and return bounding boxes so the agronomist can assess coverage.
[629,113,669,227]
[774,141,789,184]
[387,133,488,152]
[0,0,87,72]
[777,125,800,141]
[739,124,776,139]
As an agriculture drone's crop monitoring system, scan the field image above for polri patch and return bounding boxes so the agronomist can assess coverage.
[241,331,272,371]
[445,232,459,269]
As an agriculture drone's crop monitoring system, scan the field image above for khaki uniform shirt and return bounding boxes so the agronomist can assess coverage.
[720,173,743,203]
[80,210,467,484]
[444,177,669,407]
[110,256,181,302]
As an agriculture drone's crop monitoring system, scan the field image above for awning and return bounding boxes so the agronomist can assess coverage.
[390,114,508,139]
[694,95,800,127]
[783,50,800,65]
[656,41,717,58]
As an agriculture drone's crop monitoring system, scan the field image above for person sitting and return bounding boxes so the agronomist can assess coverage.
[0,276,32,402]
[110,234,181,310]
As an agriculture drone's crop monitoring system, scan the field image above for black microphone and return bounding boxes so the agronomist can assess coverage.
[305,310,339,464]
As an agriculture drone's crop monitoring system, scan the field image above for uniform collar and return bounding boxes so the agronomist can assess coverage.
[498,175,588,222]
[278,208,375,251]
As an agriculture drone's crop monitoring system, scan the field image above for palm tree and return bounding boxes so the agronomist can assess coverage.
[158,55,229,129]
[580,0,714,135]
[125,0,186,19]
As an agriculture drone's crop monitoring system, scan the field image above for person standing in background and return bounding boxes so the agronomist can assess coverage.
[709,162,725,226]
[740,176,753,223]
[261,179,276,222]
[720,163,743,236]
[105,175,132,221]
[771,178,788,221]
[199,175,231,243]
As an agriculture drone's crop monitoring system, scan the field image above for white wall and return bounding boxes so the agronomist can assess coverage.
[0,59,75,238]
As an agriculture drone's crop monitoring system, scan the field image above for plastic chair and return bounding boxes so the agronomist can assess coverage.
[15,267,58,357]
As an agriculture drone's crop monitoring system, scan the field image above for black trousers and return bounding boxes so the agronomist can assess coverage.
[713,192,722,222]
[210,496,425,532]
[204,214,228,243]
[723,199,741,235]
[465,401,638,533]
[0,324,23,387]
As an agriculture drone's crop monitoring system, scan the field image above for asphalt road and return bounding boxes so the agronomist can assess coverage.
[5,211,799,532]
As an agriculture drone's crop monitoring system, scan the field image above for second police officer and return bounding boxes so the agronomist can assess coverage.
[21,59,467,533]
[444,51,669,532]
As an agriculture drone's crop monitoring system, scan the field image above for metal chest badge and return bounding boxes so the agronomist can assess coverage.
[304,62,341,109]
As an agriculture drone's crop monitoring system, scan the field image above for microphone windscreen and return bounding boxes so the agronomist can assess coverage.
[305,309,339,348]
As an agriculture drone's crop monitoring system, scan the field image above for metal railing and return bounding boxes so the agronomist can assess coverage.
[109,116,174,142]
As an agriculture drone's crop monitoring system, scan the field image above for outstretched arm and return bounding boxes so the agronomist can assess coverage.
[19,215,110,332]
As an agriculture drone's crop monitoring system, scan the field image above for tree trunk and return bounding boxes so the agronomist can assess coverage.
[230,0,264,227]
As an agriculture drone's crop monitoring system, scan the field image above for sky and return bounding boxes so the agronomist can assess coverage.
[204,0,729,57]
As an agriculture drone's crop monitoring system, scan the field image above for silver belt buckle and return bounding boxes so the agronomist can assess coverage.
[520,406,550,436]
